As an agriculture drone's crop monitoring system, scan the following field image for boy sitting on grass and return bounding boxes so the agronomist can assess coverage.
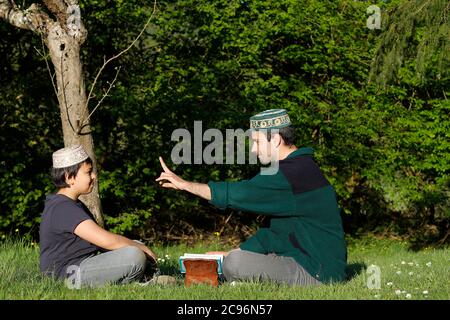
[40,144,158,288]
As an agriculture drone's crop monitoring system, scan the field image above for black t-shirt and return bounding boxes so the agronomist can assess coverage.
[39,194,102,279]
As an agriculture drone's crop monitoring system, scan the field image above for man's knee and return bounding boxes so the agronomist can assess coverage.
[222,251,243,280]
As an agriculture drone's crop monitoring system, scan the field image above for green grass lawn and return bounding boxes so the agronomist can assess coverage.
[0,236,448,300]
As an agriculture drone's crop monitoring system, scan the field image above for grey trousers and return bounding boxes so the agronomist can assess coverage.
[70,246,147,288]
[222,250,322,287]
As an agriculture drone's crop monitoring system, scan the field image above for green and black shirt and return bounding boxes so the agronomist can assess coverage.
[208,147,347,283]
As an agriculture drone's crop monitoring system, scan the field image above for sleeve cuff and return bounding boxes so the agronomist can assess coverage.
[71,218,91,234]
[207,181,229,210]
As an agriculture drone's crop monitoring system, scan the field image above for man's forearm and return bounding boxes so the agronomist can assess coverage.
[183,181,211,200]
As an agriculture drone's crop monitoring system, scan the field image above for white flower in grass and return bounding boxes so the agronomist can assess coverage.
[405,294,412,299]
[408,272,414,276]
[374,294,380,298]
[426,262,432,267]
[423,290,429,295]
[396,270,402,275]
[401,290,406,294]
[387,282,393,286]
[395,290,401,295]
[401,261,406,265]
[165,254,170,259]
[408,262,414,266]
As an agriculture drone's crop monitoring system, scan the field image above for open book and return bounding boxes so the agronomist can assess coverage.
[179,253,224,274]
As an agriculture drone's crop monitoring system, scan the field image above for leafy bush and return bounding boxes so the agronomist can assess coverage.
[0,0,448,245]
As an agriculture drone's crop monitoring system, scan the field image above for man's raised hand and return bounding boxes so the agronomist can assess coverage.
[155,157,187,190]
[156,157,212,200]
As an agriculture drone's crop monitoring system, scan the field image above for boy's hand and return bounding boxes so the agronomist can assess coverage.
[133,240,157,262]
[145,248,158,263]
[156,157,188,190]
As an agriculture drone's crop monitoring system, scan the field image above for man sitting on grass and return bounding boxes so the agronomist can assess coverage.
[156,109,347,286]
[40,144,160,287]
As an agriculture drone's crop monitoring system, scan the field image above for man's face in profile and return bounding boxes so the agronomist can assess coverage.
[251,130,278,165]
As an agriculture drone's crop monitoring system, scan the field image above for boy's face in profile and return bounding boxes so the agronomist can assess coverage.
[67,162,96,195]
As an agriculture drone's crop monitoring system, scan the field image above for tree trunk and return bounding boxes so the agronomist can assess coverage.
[46,25,104,226]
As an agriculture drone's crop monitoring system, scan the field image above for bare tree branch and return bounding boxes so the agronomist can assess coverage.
[60,53,77,134]
[78,67,121,134]
[34,37,59,98]
[78,0,158,131]
[0,0,53,34]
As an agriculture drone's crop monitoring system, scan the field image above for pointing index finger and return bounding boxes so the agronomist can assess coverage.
[159,156,172,173]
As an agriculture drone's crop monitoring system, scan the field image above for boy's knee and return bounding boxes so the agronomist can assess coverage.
[120,246,147,276]
[124,246,146,263]
[222,251,242,281]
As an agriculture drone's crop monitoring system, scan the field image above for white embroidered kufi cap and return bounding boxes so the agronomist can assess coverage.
[52,144,89,168]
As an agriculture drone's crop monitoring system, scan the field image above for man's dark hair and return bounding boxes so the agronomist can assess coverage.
[264,126,296,146]
[51,157,92,188]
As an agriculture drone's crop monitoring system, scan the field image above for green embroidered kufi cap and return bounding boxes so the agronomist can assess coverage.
[250,109,291,130]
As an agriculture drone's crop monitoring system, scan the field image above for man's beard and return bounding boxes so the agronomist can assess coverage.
[258,155,272,165]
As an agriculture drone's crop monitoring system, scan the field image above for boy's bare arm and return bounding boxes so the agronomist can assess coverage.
[74,220,157,261]
[155,157,211,200]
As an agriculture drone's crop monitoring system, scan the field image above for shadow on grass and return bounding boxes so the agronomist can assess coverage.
[345,262,366,281]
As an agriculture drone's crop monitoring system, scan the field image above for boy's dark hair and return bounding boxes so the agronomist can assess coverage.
[264,126,296,146]
[51,157,92,188]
